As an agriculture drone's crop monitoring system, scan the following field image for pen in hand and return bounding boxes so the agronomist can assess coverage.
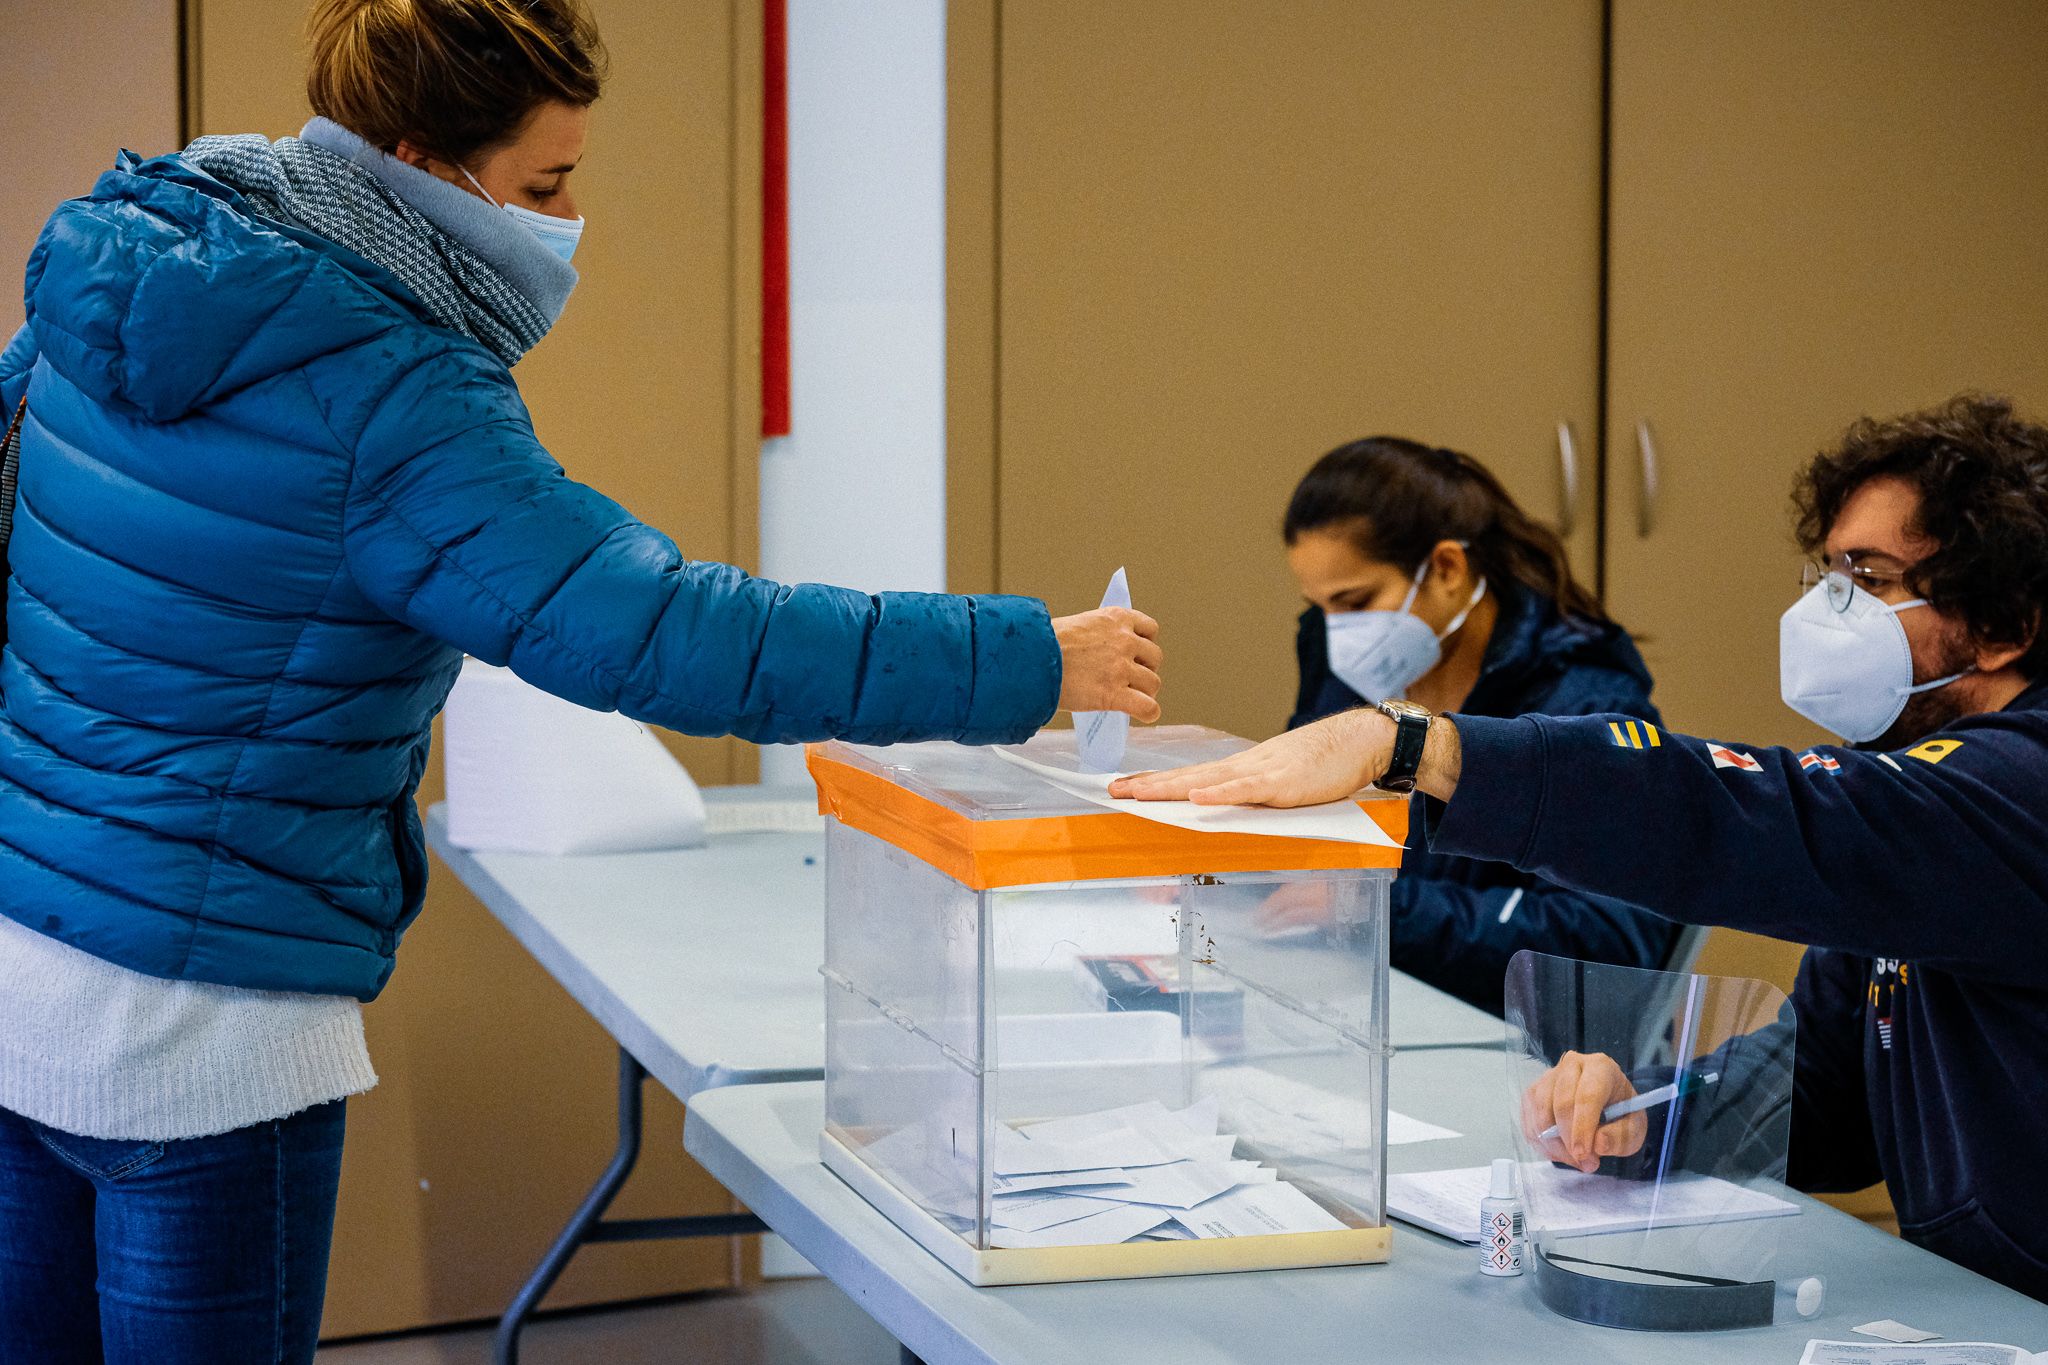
[1537,1070,1721,1144]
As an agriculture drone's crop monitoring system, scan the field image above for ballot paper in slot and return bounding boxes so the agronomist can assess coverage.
[813,726,1403,1284]
[442,658,706,854]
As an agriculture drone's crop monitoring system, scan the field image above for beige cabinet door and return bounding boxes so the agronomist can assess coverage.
[0,0,179,336]
[1606,0,2048,1233]
[952,0,1604,740]
[1605,0,2048,751]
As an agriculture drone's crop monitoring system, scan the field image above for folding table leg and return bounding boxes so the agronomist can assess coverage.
[492,1045,767,1365]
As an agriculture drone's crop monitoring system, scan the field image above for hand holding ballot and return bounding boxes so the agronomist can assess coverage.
[1518,1050,1649,1174]
[1053,604,1165,722]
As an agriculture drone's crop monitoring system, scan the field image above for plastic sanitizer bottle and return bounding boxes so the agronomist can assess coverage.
[1480,1158,1525,1276]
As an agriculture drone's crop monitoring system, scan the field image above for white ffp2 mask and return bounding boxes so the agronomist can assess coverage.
[1779,578,1967,743]
[1324,560,1486,702]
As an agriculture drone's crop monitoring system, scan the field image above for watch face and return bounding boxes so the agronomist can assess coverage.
[1378,699,1432,721]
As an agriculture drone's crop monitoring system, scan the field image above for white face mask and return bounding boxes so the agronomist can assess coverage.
[1324,558,1487,702]
[1779,577,1969,743]
[460,165,585,264]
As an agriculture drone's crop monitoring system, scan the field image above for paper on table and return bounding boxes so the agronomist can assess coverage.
[992,747,1401,848]
[1856,1323,1945,1345]
[1172,1180,1350,1238]
[989,1200,1172,1249]
[1207,1065,1460,1150]
[1385,1164,1799,1244]
[1801,1343,2045,1365]
[1074,567,1133,774]
[443,658,707,855]
[1388,1111,1463,1146]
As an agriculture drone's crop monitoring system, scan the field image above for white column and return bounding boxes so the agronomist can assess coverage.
[757,0,949,788]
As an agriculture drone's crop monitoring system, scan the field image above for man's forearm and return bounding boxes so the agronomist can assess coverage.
[1417,716,1463,801]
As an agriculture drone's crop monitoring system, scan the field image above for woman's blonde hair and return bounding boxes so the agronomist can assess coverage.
[306,0,606,161]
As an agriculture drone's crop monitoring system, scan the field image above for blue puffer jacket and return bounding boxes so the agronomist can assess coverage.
[0,150,1060,1002]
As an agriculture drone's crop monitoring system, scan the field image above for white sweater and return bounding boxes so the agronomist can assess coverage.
[0,912,377,1141]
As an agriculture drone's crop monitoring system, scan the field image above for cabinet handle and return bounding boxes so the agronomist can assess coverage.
[1636,418,1661,538]
[1555,421,1579,537]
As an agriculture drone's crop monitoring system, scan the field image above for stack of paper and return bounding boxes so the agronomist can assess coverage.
[442,657,707,854]
[981,1097,1351,1247]
[1801,1343,2045,1365]
[1386,1162,1800,1244]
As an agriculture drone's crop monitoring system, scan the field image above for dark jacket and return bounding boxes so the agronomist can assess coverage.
[1432,679,2048,1300]
[0,150,1059,1002]
[1292,585,1678,1014]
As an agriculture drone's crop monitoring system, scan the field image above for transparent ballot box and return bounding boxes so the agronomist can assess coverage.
[809,727,1407,1285]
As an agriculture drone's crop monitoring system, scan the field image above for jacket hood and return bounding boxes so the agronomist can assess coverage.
[21,150,424,423]
[1482,581,1656,698]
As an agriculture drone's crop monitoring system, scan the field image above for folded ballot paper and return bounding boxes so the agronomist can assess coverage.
[865,1096,1353,1248]
[442,658,707,855]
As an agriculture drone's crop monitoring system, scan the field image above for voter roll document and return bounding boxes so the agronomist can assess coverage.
[1800,1342,2048,1364]
[1075,567,1132,773]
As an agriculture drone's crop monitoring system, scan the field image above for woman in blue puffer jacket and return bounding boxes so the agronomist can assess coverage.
[0,2,1160,1359]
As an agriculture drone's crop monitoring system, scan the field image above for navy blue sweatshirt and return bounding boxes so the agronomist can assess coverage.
[1430,678,2048,1299]
[1293,585,1679,1014]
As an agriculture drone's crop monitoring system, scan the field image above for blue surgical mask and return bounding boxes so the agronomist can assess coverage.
[460,165,586,264]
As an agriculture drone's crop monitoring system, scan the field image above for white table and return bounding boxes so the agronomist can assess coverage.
[426,789,1499,1363]
[684,1052,2048,1365]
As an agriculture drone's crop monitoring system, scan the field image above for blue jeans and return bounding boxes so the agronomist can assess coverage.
[0,1099,346,1364]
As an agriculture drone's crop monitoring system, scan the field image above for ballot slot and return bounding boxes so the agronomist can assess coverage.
[812,727,1405,1285]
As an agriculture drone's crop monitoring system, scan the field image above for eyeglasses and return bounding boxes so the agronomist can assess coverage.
[1800,553,1910,613]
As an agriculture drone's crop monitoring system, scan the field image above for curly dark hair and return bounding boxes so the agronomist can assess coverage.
[1793,393,2048,679]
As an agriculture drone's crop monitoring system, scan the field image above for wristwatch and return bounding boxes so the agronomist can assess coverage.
[1371,698,1434,794]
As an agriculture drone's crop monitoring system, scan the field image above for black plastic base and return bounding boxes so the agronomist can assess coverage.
[1530,1247,1776,1332]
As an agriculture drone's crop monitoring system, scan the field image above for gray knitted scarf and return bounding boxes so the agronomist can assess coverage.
[184,131,551,365]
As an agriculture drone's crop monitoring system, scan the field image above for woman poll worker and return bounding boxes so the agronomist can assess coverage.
[1271,437,1676,1013]
[0,2,1159,1358]
[1116,395,2048,1300]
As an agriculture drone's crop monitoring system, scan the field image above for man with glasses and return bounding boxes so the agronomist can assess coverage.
[1113,393,2048,1298]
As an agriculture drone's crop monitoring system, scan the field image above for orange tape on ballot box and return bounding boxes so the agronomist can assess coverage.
[806,749,1407,891]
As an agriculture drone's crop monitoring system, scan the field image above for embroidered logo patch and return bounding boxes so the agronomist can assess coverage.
[1903,739,1962,765]
[1709,746,1762,772]
[1609,720,1662,750]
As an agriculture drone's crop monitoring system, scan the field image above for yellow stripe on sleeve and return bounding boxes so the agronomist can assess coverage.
[1610,722,1628,748]
[1625,721,1645,749]
[1644,723,1661,747]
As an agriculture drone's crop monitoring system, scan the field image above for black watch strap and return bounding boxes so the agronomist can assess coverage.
[1374,707,1431,794]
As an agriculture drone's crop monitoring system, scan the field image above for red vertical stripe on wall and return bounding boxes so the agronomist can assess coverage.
[761,0,791,437]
